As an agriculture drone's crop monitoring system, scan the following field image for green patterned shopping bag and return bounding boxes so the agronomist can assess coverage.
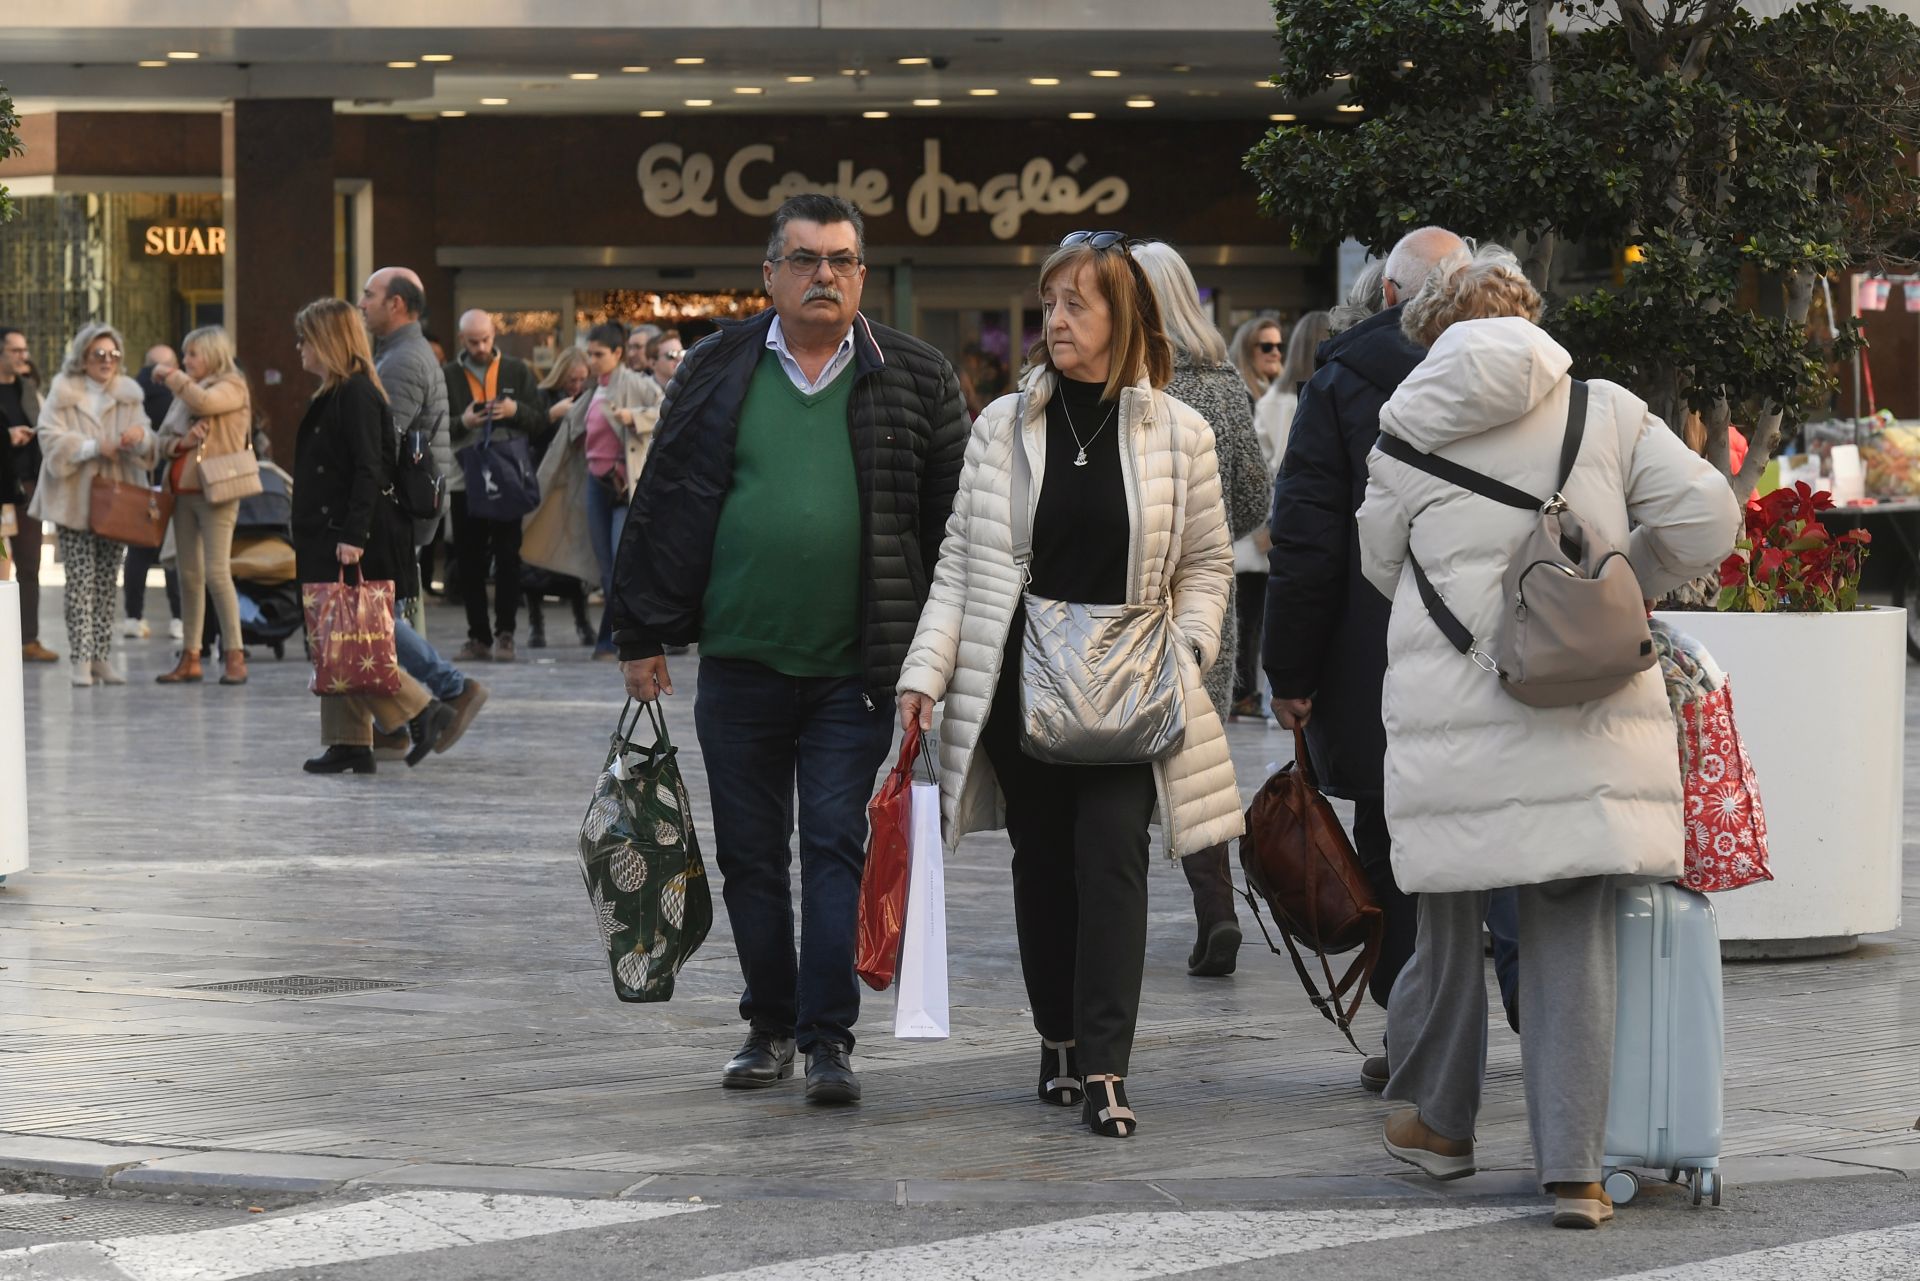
[578,700,713,1002]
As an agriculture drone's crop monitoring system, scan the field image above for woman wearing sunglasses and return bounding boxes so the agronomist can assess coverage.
[28,324,160,686]
[898,230,1240,1139]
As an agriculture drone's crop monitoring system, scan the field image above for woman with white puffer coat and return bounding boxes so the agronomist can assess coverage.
[1357,244,1737,1229]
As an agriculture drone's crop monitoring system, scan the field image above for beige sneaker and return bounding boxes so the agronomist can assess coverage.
[1382,1107,1477,1180]
[1550,1182,1615,1229]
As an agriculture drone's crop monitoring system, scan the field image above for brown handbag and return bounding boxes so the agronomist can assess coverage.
[88,475,175,549]
[1238,726,1384,1051]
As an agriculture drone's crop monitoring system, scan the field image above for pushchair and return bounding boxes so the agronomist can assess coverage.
[199,462,302,660]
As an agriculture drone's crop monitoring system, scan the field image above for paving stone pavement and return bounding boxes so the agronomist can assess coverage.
[1,593,1916,1198]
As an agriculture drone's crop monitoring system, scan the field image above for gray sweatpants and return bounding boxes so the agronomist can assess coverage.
[1384,875,1616,1189]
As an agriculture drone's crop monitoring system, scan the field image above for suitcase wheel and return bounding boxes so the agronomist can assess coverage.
[1603,1170,1639,1206]
[1706,1170,1723,1207]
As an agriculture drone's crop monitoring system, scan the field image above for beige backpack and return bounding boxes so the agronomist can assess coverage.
[1377,380,1656,708]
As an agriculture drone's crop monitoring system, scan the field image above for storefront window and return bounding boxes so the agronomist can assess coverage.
[576,289,771,350]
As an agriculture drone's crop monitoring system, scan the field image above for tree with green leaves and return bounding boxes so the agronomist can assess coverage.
[1246,0,1920,502]
[0,79,20,226]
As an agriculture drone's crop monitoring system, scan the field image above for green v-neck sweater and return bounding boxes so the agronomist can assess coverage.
[698,351,863,677]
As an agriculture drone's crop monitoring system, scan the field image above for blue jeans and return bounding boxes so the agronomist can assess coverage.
[693,657,894,1054]
[586,472,628,653]
[393,602,465,702]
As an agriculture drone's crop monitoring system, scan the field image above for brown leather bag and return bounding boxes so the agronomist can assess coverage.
[88,475,175,549]
[1238,727,1384,1051]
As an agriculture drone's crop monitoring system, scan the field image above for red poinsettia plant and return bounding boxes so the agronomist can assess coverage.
[1716,482,1871,613]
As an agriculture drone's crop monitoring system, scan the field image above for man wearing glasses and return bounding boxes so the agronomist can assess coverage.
[611,193,969,1106]
[0,327,55,662]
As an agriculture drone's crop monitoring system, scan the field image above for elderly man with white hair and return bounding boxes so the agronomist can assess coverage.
[1262,225,1469,1092]
[442,309,546,662]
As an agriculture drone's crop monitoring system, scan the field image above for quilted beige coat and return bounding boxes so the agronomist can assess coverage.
[1358,316,1739,893]
[29,373,160,532]
[896,368,1244,860]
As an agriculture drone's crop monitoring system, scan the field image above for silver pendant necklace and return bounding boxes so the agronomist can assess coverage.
[1059,395,1116,467]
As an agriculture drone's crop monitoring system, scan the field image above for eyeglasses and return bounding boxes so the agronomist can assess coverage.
[1061,230,1142,251]
[1256,342,1283,354]
[86,347,122,362]
[657,350,684,363]
[769,251,864,277]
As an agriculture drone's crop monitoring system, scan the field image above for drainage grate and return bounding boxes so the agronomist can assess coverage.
[181,975,407,997]
[0,1197,259,1241]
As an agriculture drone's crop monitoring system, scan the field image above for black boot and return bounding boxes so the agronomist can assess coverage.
[526,597,547,649]
[405,700,458,766]
[1183,844,1243,976]
[572,594,595,646]
[304,745,375,775]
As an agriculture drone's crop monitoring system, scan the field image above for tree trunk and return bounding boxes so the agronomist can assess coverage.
[1523,1,1557,290]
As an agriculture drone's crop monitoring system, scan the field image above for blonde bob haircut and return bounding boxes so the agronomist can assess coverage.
[181,325,238,380]
[1029,241,1174,401]
[538,344,590,393]
[1130,241,1227,368]
[294,297,387,401]
[1402,243,1543,349]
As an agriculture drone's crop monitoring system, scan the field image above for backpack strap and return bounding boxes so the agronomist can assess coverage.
[1375,434,1542,511]
[1552,379,1589,505]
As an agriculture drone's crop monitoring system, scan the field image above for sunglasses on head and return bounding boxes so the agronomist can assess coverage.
[1060,230,1144,252]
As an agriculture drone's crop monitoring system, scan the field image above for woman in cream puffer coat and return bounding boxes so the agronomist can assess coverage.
[1356,247,1737,1228]
[897,237,1239,1142]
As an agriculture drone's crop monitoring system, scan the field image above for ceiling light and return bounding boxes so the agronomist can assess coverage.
[1254,79,1275,89]
[1029,77,1060,86]
[1171,64,1192,73]
[863,110,890,119]
[840,68,867,77]
[1069,111,1096,120]
[913,98,940,106]
[386,60,417,69]
[569,72,600,80]
[968,88,998,96]
[622,65,650,73]
[166,51,199,60]
[897,56,931,66]
[674,57,706,65]
[137,60,168,68]
[1090,69,1121,78]
[786,75,815,83]
[686,98,713,107]
[481,97,509,105]
[640,109,666,118]
[1336,103,1365,113]
[1270,112,1297,122]
[421,54,454,63]
[1125,97,1155,108]
[440,110,467,118]
[734,86,764,94]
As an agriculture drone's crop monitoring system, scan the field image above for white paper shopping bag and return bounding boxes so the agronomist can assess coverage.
[892,779,949,1040]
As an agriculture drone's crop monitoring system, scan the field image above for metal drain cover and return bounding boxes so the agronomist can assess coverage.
[182,975,406,997]
[0,1196,257,1241]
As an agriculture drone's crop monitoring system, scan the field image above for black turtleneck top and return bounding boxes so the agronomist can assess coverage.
[1028,373,1129,606]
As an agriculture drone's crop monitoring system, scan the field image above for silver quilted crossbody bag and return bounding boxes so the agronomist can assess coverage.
[1008,392,1187,766]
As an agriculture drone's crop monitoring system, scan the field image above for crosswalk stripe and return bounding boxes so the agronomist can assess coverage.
[690,1207,1539,1281]
[0,1190,705,1281]
[1594,1221,1920,1281]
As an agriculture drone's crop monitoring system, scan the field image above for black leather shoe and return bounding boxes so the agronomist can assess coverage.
[303,746,375,775]
[405,699,457,766]
[804,1043,861,1105]
[720,1032,796,1089]
[1361,1055,1390,1093]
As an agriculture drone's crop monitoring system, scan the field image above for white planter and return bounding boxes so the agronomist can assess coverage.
[1653,607,1905,957]
[0,581,26,879]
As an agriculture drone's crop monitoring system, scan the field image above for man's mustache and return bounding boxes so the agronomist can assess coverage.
[804,284,844,304]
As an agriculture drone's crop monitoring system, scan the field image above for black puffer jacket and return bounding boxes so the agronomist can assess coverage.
[1263,305,1424,800]
[611,309,969,700]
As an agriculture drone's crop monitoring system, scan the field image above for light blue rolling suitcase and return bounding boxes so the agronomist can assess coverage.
[1602,883,1726,1207]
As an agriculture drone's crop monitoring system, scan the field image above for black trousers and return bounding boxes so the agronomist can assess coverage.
[1232,571,1266,704]
[1353,795,1419,1010]
[980,656,1158,1079]
[449,491,523,644]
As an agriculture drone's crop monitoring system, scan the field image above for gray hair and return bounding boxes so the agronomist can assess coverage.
[1130,242,1227,367]
[765,193,866,263]
[61,323,127,379]
[181,325,238,379]
[1383,226,1470,303]
[1328,262,1386,335]
[1282,310,1330,390]
[1401,242,1540,348]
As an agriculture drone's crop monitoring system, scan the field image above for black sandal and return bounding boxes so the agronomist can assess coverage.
[1038,1038,1082,1106]
[1082,1074,1137,1138]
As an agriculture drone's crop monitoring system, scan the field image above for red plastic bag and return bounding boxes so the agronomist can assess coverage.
[857,720,924,991]
[302,567,403,698]
[1679,678,1773,894]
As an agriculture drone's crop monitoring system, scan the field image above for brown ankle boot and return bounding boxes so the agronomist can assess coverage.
[220,649,248,686]
[155,651,203,684]
[1182,844,1243,976]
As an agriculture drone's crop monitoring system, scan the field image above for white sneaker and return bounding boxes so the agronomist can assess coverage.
[168,618,184,641]
[121,618,150,639]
